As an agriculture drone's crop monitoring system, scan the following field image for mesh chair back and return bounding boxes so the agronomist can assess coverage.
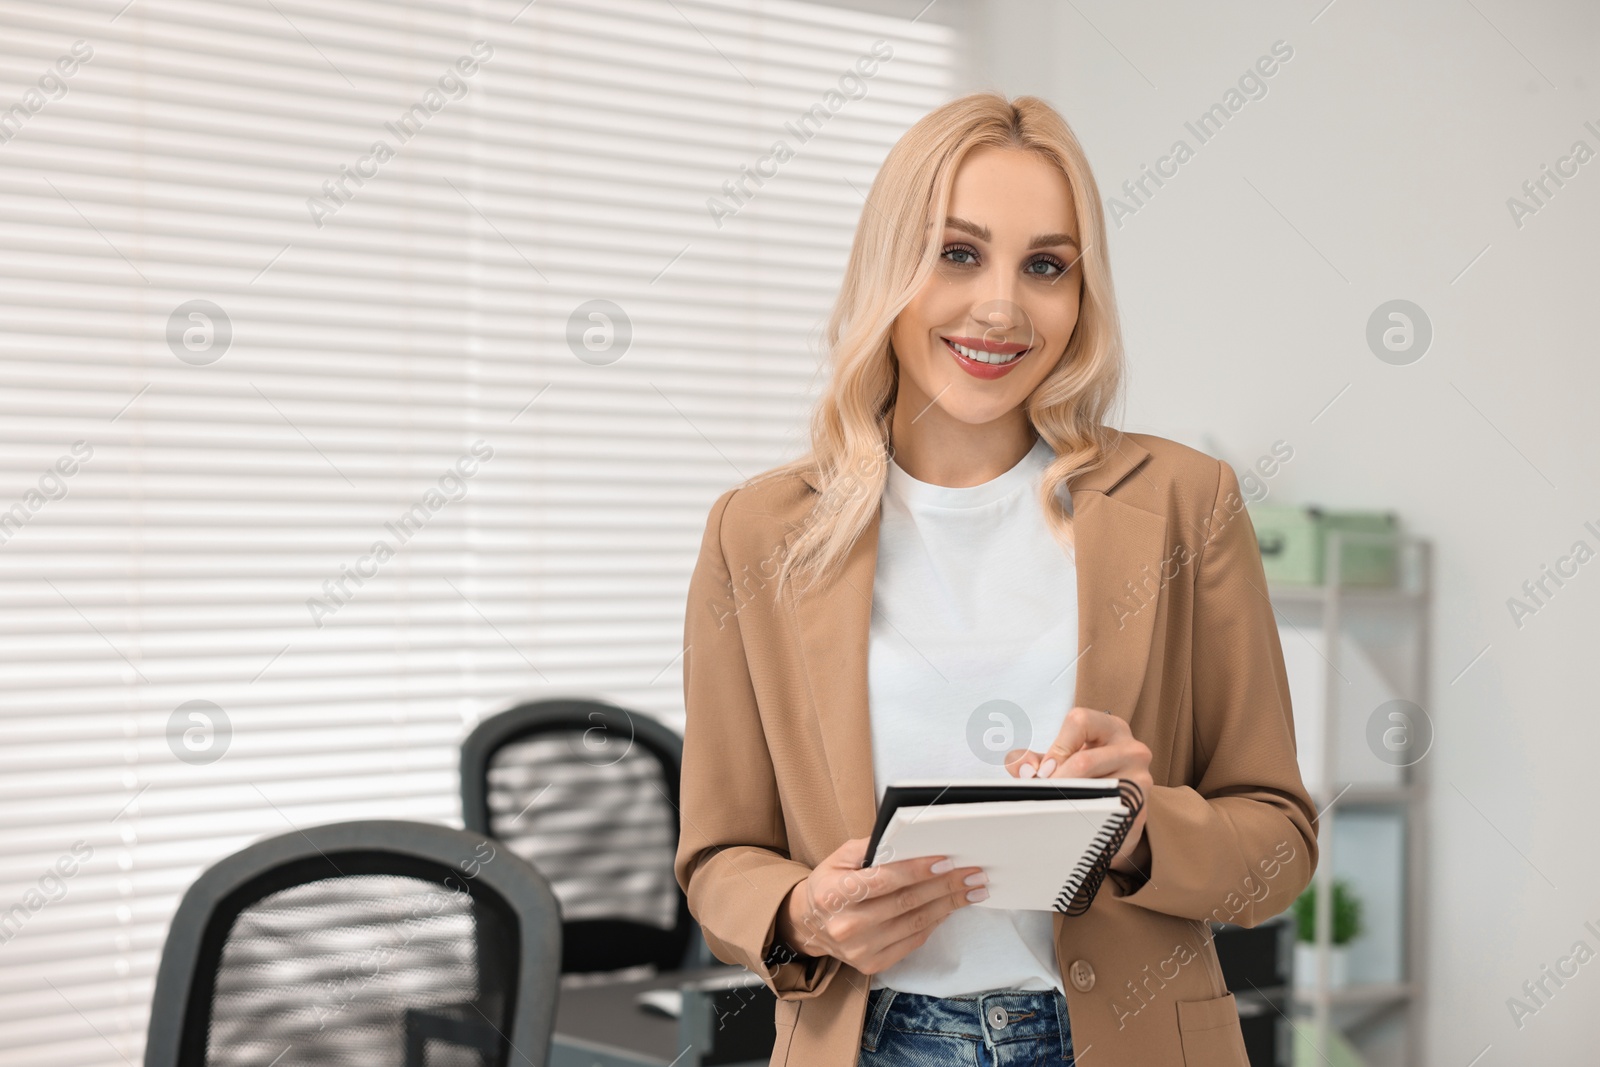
[462,699,693,975]
[206,872,508,1065]
[145,821,560,1067]
[486,734,678,929]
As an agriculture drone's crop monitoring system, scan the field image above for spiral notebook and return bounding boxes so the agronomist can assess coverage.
[860,777,1144,915]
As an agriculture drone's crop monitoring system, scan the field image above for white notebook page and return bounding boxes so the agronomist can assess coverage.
[871,796,1129,911]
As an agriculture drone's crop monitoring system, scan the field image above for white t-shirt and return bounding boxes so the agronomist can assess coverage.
[865,434,1076,996]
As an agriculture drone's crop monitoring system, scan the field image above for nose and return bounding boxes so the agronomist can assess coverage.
[970,296,1033,350]
[980,267,1020,315]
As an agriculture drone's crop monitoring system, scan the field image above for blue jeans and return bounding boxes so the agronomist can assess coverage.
[858,986,1074,1066]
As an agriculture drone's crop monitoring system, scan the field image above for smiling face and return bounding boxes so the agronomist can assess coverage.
[888,145,1083,432]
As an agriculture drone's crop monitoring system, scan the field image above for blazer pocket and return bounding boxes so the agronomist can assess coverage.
[1176,992,1250,1067]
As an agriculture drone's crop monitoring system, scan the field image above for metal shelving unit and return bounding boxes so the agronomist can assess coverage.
[1268,529,1432,1067]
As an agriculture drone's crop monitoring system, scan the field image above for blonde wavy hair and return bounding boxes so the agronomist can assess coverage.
[753,91,1127,604]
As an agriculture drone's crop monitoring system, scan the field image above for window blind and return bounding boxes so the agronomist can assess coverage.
[0,0,956,1061]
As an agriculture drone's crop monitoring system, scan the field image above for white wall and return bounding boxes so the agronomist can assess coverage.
[954,1,1600,1063]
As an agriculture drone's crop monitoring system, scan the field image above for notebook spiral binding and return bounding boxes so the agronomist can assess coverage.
[1052,779,1145,916]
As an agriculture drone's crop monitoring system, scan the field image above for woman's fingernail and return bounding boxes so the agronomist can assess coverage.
[1020,763,1035,779]
[1040,758,1056,777]
[967,887,990,902]
[930,858,954,874]
[965,871,988,886]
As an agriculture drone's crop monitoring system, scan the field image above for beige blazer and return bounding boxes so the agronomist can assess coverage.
[673,430,1319,1067]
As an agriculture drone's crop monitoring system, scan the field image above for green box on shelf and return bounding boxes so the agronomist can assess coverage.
[1246,504,1400,587]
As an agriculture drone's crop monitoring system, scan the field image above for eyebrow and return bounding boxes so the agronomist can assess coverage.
[945,215,1079,251]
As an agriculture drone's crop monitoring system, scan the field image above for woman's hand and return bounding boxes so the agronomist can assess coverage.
[1004,706,1154,876]
[775,836,989,976]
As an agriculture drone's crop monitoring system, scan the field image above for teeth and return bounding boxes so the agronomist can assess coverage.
[948,339,1024,365]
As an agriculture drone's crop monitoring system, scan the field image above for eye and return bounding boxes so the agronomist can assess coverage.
[1027,255,1069,278]
[940,242,979,266]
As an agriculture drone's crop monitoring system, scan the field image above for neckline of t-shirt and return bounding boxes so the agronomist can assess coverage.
[886,436,1055,510]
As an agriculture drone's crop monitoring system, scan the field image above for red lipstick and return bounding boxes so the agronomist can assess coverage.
[941,335,1030,380]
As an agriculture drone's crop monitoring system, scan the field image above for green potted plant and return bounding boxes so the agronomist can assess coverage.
[1292,879,1364,989]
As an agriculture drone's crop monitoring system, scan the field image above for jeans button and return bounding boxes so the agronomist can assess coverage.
[987,1005,1009,1029]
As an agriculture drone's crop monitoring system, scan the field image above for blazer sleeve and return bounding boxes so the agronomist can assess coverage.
[672,486,844,999]
[1109,459,1319,926]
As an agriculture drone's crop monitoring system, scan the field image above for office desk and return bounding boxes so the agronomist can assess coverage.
[552,964,775,1067]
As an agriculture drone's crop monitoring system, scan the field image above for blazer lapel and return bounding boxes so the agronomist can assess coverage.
[789,434,1164,839]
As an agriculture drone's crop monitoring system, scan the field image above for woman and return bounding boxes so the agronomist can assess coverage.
[672,92,1317,1067]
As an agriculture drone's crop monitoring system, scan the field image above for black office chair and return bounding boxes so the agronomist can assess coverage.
[461,698,705,977]
[144,819,562,1067]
